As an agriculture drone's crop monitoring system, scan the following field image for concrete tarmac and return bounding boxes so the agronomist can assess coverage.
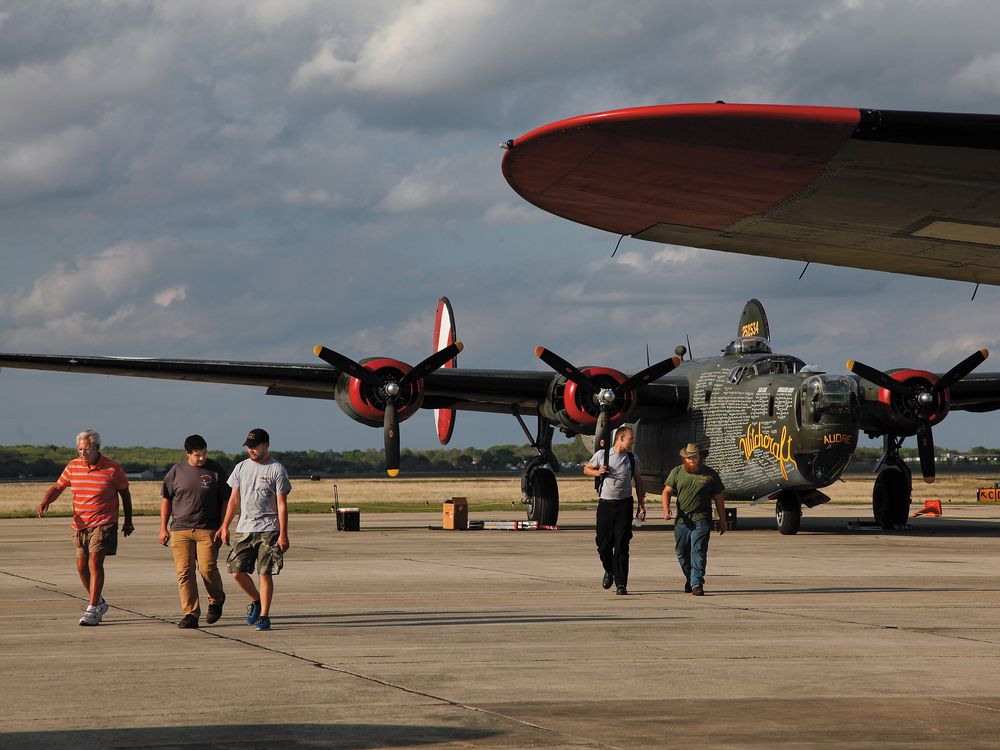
[3,503,1000,748]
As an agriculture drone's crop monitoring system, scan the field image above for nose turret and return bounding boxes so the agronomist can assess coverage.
[794,374,860,486]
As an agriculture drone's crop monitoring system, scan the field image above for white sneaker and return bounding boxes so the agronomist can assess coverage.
[79,605,102,626]
[96,598,109,617]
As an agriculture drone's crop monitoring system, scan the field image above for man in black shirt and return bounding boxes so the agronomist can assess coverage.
[160,434,228,628]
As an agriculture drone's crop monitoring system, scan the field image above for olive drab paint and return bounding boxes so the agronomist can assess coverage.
[635,298,859,502]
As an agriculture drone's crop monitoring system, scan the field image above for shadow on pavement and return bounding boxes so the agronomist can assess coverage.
[255,610,679,628]
[618,516,1000,536]
[0,722,500,749]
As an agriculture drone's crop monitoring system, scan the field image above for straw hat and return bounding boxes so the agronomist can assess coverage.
[679,442,708,458]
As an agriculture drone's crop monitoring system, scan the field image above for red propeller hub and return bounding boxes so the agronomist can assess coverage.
[877,369,950,429]
[347,358,424,422]
[563,367,631,427]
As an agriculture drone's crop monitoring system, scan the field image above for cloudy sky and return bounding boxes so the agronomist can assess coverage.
[2,0,1000,455]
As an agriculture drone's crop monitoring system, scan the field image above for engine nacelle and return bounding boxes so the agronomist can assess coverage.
[334,357,423,428]
[862,368,949,435]
[547,366,635,433]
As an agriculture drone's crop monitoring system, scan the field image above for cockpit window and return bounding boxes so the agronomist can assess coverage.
[727,356,805,384]
[725,336,771,356]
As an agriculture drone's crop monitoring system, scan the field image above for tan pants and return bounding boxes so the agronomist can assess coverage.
[170,529,225,616]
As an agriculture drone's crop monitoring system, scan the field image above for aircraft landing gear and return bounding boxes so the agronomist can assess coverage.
[775,491,802,535]
[525,460,559,525]
[873,436,912,528]
[513,409,560,526]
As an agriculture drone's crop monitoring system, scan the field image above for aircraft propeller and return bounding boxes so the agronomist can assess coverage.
[535,346,681,454]
[314,342,463,476]
[846,348,989,482]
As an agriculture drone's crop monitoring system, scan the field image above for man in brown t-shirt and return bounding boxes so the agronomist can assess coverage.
[160,434,228,628]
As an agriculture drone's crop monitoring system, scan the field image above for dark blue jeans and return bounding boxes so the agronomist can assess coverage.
[674,518,711,588]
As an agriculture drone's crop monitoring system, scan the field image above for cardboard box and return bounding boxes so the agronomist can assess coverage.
[443,497,469,530]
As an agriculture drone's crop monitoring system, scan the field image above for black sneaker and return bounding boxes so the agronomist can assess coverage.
[178,614,199,629]
[206,599,225,624]
[602,571,613,590]
[616,586,627,596]
[684,582,692,593]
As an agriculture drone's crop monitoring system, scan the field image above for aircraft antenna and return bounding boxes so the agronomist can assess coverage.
[798,261,811,280]
[972,282,980,301]
[686,334,694,360]
[645,343,650,366]
[611,234,626,257]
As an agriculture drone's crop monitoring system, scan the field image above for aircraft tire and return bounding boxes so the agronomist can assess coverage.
[525,467,559,526]
[873,471,910,529]
[775,497,801,535]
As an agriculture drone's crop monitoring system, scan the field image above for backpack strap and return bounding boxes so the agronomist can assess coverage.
[626,452,640,498]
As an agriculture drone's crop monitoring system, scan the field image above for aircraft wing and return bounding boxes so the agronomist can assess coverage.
[947,372,1000,413]
[0,352,690,417]
[0,353,548,411]
[0,353,341,397]
[503,103,1000,285]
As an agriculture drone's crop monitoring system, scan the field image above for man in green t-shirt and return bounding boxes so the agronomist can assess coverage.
[661,443,726,596]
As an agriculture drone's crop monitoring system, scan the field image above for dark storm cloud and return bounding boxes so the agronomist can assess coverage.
[0,1,154,71]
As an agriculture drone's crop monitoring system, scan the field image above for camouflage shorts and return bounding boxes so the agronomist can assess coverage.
[73,523,118,558]
[227,531,283,575]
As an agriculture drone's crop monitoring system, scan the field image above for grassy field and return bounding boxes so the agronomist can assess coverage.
[4,472,999,518]
[3,476,598,518]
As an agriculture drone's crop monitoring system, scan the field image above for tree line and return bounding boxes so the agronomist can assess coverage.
[2,442,995,481]
[0,442,593,480]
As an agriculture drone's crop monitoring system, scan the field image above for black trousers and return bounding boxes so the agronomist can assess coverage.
[595,497,634,587]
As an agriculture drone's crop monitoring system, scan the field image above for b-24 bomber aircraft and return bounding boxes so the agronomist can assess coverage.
[1,297,998,535]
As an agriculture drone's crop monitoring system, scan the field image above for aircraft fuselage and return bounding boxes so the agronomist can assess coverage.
[636,346,859,501]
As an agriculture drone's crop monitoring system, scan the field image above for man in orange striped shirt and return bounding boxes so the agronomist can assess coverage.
[38,429,133,626]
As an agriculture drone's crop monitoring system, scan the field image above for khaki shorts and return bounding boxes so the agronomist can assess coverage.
[73,523,118,558]
[227,531,283,575]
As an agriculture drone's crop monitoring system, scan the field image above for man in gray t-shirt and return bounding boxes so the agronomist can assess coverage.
[583,426,646,595]
[215,428,291,632]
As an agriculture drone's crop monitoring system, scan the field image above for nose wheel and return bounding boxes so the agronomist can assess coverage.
[872,436,912,528]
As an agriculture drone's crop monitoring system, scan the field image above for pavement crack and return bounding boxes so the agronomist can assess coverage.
[0,569,59,588]
[940,698,1000,713]
[693,600,1000,647]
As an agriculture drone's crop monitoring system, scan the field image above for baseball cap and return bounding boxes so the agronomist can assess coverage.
[243,428,270,447]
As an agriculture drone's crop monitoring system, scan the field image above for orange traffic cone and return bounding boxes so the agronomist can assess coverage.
[913,499,943,517]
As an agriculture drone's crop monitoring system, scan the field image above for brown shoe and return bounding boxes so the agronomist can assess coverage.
[206,599,225,624]
[178,614,199,629]
[691,585,704,596]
